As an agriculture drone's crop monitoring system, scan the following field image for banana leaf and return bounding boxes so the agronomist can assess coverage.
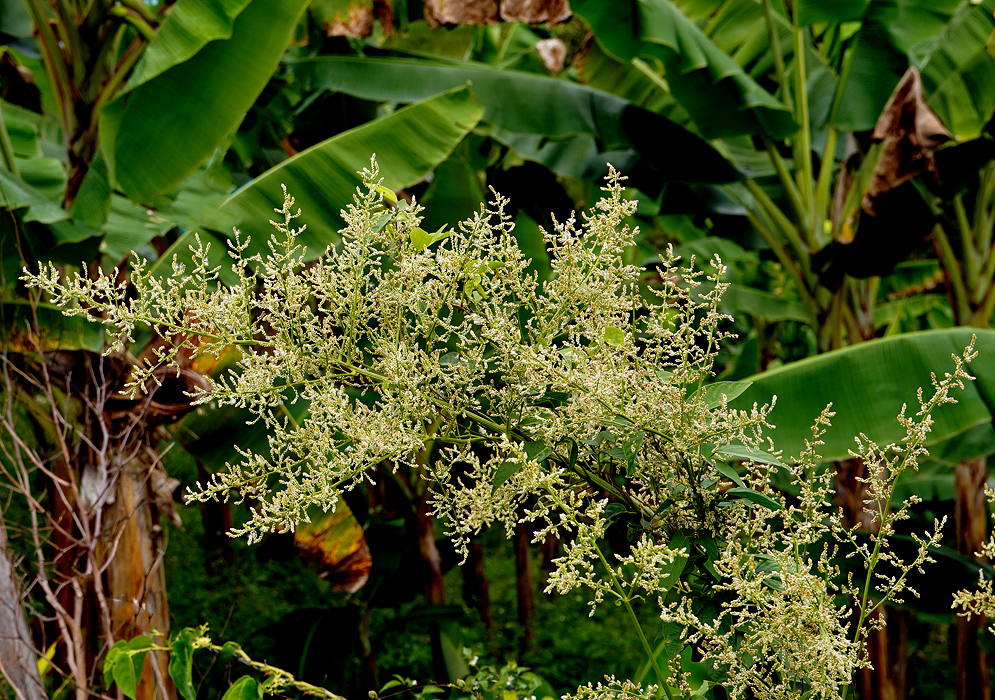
[208,86,484,258]
[835,0,963,132]
[0,165,70,224]
[730,329,995,465]
[916,0,995,140]
[292,55,740,184]
[571,0,797,140]
[1,301,105,353]
[101,0,309,203]
[796,0,870,24]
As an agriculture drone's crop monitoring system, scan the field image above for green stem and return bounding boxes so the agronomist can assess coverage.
[761,0,792,111]
[933,223,972,324]
[108,6,156,41]
[52,0,86,82]
[790,2,814,227]
[92,37,150,117]
[976,164,995,255]
[118,0,158,23]
[813,126,838,246]
[0,101,19,176]
[954,194,981,298]
[827,28,858,125]
[762,134,808,229]
[22,0,74,128]
[744,178,811,276]
[593,542,675,700]
[738,203,819,322]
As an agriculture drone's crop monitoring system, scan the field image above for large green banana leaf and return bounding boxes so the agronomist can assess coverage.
[207,86,483,258]
[292,55,740,184]
[0,165,70,224]
[917,0,995,139]
[1,301,105,353]
[571,0,796,140]
[730,329,995,466]
[100,0,309,204]
[834,0,968,133]
[796,0,870,24]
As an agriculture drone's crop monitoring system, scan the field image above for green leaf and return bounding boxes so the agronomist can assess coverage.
[218,641,240,664]
[603,502,628,524]
[410,224,451,251]
[1,301,106,353]
[713,462,746,488]
[0,165,69,223]
[835,0,964,132]
[69,152,112,227]
[101,195,175,262]
[102,0,309,202]
[375,185,398,205]
[697,381,753,409]
[917,0,995,139]
[603,326,626,346]
[660,533,690,590]
[572,0,796,140]
[221,676,262,700]
[211,87,483,260]
[293,55,739,183]
[124,0,255,92]
[719,284,812,324]
[712,444,784,467]
[168,629,197,700]
[103,641,127,690]
[109,636,152,700]
[730,329,995,465]
[725,487,782,511]
[797,0,870,24]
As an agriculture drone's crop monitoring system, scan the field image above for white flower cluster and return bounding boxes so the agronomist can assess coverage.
[23,157,983,700]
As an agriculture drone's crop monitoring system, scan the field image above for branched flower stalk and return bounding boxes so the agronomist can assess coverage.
[22,157,980,700]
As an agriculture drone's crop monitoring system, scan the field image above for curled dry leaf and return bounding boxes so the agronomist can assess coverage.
[294,506,372,593]
[499,0,572,24]
[534,37,568,72]
[313,0,396,38]
[864,66,952,214]
[425,0,498,27]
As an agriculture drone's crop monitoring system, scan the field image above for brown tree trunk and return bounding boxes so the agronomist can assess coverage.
[953,456,990,700]
[0,506,46,700]
[99,448,176,700]
[540,531,560,585]
[415,494,446,606]
[514,520,536,657]
[835,458,906,700]
[462,540,494,632]
[414,492,450,681]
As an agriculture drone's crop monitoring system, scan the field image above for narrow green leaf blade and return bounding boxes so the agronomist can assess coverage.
[712,444,784,467]
[713,462,746,489]
[698,381,753,409]
[725,487,782,511]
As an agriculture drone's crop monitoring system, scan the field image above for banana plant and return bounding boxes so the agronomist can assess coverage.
[571,0,995,352]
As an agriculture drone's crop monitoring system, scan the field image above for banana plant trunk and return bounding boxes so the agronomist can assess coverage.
[99,446,177,700]
[0,505,47,700]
